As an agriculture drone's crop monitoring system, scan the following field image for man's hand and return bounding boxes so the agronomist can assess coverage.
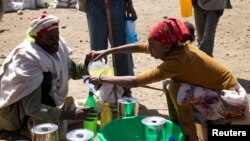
[60,107,97,121]
[74,107,97,121]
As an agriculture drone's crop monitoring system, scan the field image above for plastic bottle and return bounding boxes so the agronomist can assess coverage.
[100,102,113,127]
[88,59,113,76]
[83,85,98,136]
[126,17,138,44]
[180,0,192,18]
[168,136,175,141]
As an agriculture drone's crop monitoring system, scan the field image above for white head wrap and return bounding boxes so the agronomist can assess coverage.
[29,14,59,37]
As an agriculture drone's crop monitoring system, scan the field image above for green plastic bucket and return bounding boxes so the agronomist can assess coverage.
[97,116,185,141]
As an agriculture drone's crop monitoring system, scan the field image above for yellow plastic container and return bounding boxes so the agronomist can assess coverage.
[100,103,113,127]
[180,0,192,18]
[88,59,114,76]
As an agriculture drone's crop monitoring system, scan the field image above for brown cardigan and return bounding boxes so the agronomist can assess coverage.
[135,43,237,91]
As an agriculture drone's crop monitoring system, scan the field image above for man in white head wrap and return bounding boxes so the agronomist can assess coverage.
[29,14,59,37]
[0,13,96,139]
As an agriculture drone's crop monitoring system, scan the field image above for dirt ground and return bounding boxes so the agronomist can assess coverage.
[0,0,250,133]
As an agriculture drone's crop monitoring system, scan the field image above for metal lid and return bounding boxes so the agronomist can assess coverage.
[31,123,58,134]
[118,97,138,104]
[141,116,166,126]
[66,129,94,141]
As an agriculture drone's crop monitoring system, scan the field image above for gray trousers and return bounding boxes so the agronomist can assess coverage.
[86,0,134,95]
[193,4,224,57]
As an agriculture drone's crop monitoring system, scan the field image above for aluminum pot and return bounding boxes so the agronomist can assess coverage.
[141,116,166,141]
[66,129,94,141]
[31,123,59,141]
[117,97,139,118]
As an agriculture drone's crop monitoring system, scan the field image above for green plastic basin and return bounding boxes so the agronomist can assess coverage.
[97,116,185,141]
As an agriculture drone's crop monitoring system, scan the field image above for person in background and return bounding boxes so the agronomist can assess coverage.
[0,0,10,21]
[192,0,232,57]
[0,13,96,140]
[85,0,137,97]
[84,18,249,141]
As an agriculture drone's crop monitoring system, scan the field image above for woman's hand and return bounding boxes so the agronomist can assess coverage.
[84,53,92,67]
[88,50,107,62]
[83,75,100,85]
[84,50,107,68]
[83,75,138,88]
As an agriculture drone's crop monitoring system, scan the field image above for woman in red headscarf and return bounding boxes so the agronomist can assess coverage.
[85,18,249,141]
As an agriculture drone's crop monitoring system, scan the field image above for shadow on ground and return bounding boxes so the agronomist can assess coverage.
[0,29,10,33]
[0,129,30,140]
[238,78,250,94]
[138,104,169,119]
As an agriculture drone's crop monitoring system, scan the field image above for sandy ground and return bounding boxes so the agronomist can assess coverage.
[0,0,250,136]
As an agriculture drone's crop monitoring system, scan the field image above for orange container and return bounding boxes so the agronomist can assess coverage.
[180,0,193,18]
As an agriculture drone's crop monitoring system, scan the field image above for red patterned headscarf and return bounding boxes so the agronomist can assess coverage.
[149,18,190,46]
[28,14,59,37]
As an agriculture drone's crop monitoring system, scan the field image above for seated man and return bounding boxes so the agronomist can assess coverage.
[0,13,96,139]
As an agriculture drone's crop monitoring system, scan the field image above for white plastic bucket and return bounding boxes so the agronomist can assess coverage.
[22,0,36,9]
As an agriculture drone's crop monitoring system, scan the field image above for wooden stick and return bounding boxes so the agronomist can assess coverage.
[142,85,163,91]
[104,0,113,47]
[104,0,118,104]
[104,0,117,75]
